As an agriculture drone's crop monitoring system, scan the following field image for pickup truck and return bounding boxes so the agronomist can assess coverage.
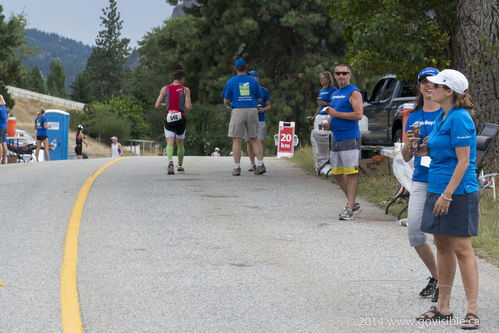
[361,74,417,145]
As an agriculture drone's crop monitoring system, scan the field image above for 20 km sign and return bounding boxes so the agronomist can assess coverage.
[277,121,295,158]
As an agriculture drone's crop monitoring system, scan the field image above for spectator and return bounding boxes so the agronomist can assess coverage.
[111,136,123,158]
[222,58,264,176]
[325,64,363,220]
[34,107,50,162]
[0,95,8,164]
[416,69,480,330]
[401,67,441,302]
[246,70,271,172]
[75,124,87,160]
[211,147,221,157]
[307,71,336,124]
[155,69,192,175]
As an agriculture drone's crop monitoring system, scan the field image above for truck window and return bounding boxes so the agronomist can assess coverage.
[381,79,396,101]
[369,79,386,102]
[400,83,418,97]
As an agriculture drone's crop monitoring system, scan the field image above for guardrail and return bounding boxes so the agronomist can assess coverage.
[6,86,85,111]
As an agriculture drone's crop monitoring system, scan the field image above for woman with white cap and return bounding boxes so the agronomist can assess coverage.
[416,69,480,330]
[111,136,123,158]
[75,124,87,160]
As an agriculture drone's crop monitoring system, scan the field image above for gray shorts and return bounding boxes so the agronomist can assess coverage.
[408,181,430,247]
[228,108,258,138]
[0,128,6,143]
[243,121,266,142]
[329,137,361,175]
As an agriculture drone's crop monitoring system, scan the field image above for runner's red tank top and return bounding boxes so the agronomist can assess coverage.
[164,84,186,116]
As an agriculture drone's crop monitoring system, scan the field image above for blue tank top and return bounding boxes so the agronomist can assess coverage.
[329,84,361,141]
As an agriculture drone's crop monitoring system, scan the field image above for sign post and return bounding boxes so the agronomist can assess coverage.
[277,121,295,158]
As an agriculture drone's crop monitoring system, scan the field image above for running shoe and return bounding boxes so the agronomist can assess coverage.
[339,207,354,220]
[254,164,265,175]
[248,165,256,172]
[345,203,361,215]
[177,163,184,173]
[419,277,438,298]
[232,167,241,176]
[167,161,175,175]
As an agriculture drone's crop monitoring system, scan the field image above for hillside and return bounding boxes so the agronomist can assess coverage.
[10,97,111,158]
[24,29,93,95]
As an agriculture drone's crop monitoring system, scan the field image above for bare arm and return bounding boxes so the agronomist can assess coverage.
[184,87,192,110]
[432,146,470,216]
[154,87,166,109]
[402,130,415,162]
[326,90,363,120]
[118,143,123,156]
[224,98,231,108]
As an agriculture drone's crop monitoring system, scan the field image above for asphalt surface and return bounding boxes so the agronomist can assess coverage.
[0,156,498,332]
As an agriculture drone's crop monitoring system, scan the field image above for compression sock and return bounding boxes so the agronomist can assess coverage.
[166,144,174,161]
[177,145,185,165]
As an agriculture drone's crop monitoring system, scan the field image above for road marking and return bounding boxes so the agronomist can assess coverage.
[61,158,124,332]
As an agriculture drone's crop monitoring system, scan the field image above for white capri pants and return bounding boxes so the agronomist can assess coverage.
[408,181,429,247]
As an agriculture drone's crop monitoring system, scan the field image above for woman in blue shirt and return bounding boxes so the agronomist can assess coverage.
[416,70,479,330]
[34,107,50,162]
[0,95,8,164]
[402,68,441,302]
[307,71,336,124]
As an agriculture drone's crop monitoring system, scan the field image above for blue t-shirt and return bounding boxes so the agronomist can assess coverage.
[404,108,441,183]
[329,84,361,141]
[318,87,337,115]
[222,74,263,108]
[427,107,479,194]
[258,86,271,121]
[0,105,8,128]
[35,115,48,136]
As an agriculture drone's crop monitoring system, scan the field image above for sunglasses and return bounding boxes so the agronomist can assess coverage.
[335,72,350,76]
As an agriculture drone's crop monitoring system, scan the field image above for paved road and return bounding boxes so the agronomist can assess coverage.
[1,156,498,332]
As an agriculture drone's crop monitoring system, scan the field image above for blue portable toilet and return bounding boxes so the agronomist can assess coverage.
[45,109,70,160]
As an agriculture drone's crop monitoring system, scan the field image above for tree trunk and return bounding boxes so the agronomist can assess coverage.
[452,0,499,170]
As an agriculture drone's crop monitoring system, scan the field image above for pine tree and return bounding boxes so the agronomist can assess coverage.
[86,0,130,102]
[29,66,47,94]
[70,70,91,103]
[47,60,66,98]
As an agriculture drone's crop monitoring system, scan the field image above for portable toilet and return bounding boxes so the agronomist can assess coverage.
[45,109,70,160]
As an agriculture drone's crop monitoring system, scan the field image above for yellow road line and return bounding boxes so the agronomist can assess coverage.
[61,158,125,332]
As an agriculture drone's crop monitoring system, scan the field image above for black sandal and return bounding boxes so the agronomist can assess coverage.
[417,305,453,321]
[461,313,479,330]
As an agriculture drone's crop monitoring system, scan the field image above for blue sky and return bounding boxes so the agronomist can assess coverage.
[1,0,174,48]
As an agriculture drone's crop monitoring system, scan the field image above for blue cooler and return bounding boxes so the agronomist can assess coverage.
[45,110,70,160]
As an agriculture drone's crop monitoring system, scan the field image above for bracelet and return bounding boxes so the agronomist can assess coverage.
[441,194,453,201]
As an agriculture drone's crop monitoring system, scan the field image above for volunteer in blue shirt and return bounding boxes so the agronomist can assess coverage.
[402,67,441,302]
[34,107,50,162]
[416,69,480,330]
[307,71,336,124]
[0,95,9,164]
[246,70,271,173]
[325,64,363,220]
[222,58,264,176]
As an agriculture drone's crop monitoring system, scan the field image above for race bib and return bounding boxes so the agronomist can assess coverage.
[421,156,431,168]
[166,112,182,123]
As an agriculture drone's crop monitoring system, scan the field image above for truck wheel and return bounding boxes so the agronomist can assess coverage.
[393,129,402,143]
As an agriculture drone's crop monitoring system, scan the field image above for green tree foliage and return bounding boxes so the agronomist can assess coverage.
[70,70,91,103]
[29,66,47,94]
[47,60,66,98]
[327,0,455,82]
[134,0,346,154]
[85,0,131,102]
[0,6,29,108]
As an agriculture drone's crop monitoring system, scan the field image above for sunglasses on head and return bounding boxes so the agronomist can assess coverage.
[335,72,350,76]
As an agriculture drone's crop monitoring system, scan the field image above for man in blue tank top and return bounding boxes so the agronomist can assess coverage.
[325,64,364,220]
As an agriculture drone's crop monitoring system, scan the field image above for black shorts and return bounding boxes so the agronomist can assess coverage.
[37,135,48,141]
[75,144,82,155]
[164,116,187,136]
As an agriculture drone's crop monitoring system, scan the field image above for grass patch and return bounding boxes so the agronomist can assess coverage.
[290,146,499,266]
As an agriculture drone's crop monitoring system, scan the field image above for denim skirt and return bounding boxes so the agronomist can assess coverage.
[421,191,479,236]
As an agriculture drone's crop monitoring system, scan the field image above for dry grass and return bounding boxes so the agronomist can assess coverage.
[9,97,111,158]
[291,146,499,266]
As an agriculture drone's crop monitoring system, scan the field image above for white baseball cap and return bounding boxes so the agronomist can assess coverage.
[111,136,118,140]
[215,147,220,151]
[427,69,468,94]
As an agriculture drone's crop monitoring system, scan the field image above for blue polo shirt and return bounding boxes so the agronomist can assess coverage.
[0,105,8,128]
[427,107,478,194]
[35,115,48,136]
[258,86,270,121]
[318,87,337,115]
[222,74,263,108]
[404,108,441,183]
[329,84,361,141]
